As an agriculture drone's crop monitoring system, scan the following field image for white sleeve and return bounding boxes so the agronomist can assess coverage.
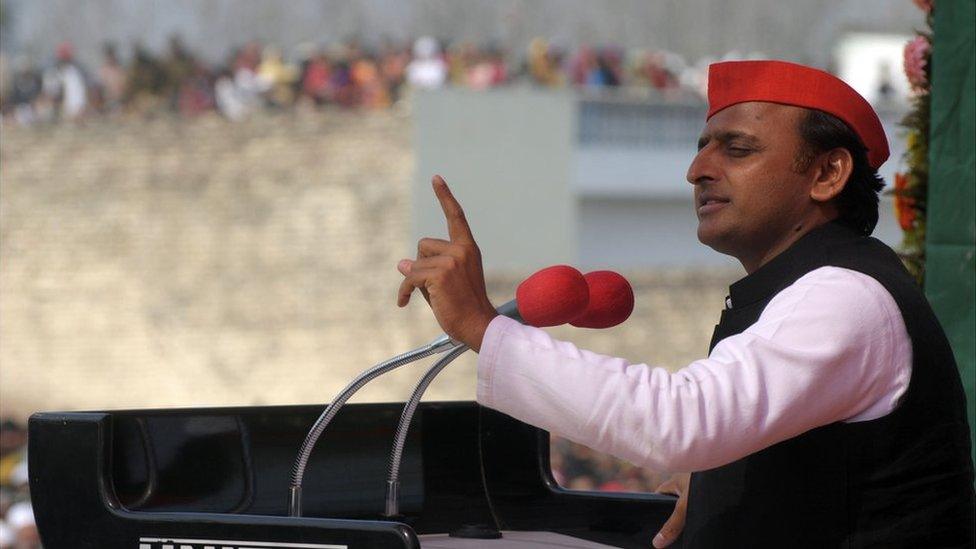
[476,266,912,472]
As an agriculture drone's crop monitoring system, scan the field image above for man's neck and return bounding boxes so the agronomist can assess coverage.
[739,216,835,274]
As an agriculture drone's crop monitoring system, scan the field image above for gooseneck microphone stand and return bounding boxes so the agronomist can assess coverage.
[287,334,457,517]
[383,343,469,517]
[288,302,523,518]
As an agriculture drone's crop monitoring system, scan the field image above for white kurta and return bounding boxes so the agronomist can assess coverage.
[476,266,912,473]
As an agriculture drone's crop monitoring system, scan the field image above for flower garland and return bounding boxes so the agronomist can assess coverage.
[893,0,934,283]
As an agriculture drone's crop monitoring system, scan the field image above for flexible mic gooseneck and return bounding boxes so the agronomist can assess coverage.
[287,265,590,517]
[288,333,456,517]
[382,270,635,517]
[384,343,468,517]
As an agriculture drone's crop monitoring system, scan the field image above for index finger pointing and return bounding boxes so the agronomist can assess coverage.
[432,175,474,243]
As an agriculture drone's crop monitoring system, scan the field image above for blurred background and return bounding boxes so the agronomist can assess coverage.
[0,1,926,545]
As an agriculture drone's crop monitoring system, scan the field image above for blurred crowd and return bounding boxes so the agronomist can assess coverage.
[550,436,673,494]
[0,420,38,549]
[0,35,741,125]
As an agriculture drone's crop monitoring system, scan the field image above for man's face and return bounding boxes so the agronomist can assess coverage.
[687,102,816,267]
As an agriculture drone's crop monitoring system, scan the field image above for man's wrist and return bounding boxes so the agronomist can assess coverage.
[464,311,498,352]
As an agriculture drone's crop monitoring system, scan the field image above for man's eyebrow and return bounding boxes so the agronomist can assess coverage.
[697,131,763,150]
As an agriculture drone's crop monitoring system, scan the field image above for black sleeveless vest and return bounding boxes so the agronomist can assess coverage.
[682,222,975,548]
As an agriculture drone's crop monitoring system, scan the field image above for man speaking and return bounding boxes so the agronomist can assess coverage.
[396,60,975,547]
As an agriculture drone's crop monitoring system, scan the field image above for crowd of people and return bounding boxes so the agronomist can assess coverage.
[551,435,672,493]
[0,420,37,549]
[1,35,733,125]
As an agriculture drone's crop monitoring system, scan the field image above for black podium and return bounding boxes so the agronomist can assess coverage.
[28,402,677,548]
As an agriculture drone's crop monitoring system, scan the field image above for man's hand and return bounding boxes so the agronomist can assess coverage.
[397,175,497,351]
[653,473,690,548]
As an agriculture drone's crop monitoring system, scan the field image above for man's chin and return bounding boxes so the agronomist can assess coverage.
[697,222,736,255]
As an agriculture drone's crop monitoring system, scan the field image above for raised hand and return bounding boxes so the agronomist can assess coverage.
[397,175,498,351]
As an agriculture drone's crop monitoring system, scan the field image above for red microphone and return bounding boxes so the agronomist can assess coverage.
[570,271,635,329]
[495,265,590,327]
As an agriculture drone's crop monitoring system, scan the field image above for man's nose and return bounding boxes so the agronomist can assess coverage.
[686,147,716,186]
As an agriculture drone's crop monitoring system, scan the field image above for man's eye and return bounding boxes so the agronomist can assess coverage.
[727,147,752,156]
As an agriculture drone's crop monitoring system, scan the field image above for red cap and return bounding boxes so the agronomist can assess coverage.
[707,60,889,169]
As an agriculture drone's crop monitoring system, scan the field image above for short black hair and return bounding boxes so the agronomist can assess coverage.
[795,109,885,235]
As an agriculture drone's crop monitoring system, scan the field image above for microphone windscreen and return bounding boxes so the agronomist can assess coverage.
[570,271,635,329]
[515,265,590,327]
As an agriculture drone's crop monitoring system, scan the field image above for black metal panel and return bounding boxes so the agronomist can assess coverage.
[29,410,419,549]
[29,402,677,548]
[111,414,253,513]
[102,403,432,519]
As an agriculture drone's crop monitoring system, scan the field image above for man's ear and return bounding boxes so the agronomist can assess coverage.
[810,148,853,203]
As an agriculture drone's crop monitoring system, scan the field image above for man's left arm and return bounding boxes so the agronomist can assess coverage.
[476,266,912,473]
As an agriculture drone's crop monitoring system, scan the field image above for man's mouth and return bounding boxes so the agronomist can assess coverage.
[697,193,730,215]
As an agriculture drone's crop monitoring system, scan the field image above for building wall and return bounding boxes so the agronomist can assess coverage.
[413,88,577,271]
[0,111,735,420]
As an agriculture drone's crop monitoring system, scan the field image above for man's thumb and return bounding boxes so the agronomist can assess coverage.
[397,259,414,276]
[652,508,684,548]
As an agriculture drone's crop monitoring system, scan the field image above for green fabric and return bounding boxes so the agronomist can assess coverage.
[925,0,976,473]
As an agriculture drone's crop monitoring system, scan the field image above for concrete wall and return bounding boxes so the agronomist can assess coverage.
[0,111,735,420]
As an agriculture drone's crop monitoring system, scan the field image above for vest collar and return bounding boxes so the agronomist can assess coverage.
[727,221,857,309]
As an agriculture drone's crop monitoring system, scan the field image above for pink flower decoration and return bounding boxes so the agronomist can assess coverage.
[912,0,933,14]
[904,35,931,93]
